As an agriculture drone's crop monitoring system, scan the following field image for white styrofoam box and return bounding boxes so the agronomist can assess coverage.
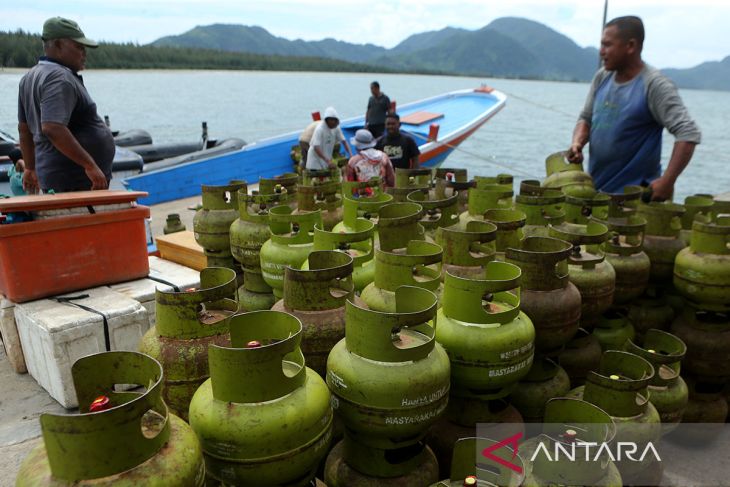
[14,287,150,408]
[109,256,201,327]
[32,202,133,220]
[0,294,27,374]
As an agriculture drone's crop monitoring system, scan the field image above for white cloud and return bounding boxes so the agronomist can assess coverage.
[2,0,728,68]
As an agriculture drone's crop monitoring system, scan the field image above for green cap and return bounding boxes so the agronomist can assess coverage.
[42,17,98,48]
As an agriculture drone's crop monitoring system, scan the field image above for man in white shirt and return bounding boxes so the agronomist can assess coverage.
[305,107,352,170]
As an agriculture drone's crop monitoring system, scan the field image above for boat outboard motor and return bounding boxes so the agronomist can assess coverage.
[114,129,153,147]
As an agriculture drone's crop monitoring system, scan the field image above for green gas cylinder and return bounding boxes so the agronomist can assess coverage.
[520,398,623,487]
[272,250,360,377]
[434,168,470,214]
[567,350,661,485]
[474,174,513,191]
[193,181,247,270]
[627,290,675,342]
[259,172,299,209]
[377,201,428,251]
[602,214,651,305]
[514,183,565,237]
[259,206,322,299]
[564,192,611,224]
[326,286,450,478]
[592,310,635,352]
[298,168,343,230]
[333,178,393,250]
[388,167,433,202]
[543,151,594,197]
[670,307,730,384]
[407,188,461,238]
[429,437,526,487]
[16,351,205,486]
[230,189,288,311]
[435,221,496,280]
[549,221,615,329]
[310,219,376,293]
[139,267,238,421]
[680,195,715,246]
[557,328,603,388]
[636,201,687,282]
[506,236,581,353]
[484,208,527,260]
[625,329,688,431]
[163,213,186,234]
[509,357,571,423]
[189,311,332,486]
[361,240,443,312]
[606,185,644,218]
[674,214,730,312]
[458,184,514,230]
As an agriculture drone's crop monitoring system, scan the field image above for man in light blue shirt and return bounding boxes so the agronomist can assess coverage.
[568,16,701,200]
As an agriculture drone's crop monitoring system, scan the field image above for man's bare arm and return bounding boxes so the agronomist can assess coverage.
[18,122,39,193]
[650,141,696,201]
[567,120,590,164]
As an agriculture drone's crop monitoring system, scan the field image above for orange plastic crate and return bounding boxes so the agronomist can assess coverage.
[0,206,150,302]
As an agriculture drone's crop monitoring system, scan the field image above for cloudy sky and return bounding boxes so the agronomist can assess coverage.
[3,0,729,69]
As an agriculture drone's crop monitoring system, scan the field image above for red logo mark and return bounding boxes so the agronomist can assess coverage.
[481,432,524,474]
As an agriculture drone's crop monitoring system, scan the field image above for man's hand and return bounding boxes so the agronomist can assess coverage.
[22,169,39,194]
[567,143,584,164]
[85,165,109,190]
[649,176,674,202]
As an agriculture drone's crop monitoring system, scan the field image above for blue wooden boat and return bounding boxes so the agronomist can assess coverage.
[124,87,506,205]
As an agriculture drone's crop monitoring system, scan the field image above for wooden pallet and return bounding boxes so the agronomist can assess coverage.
[155,231,207,271]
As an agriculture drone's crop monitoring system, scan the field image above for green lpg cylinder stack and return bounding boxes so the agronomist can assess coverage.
[434,168,470,214]
[549,220,615,329]
[483,208,527,260]
[514,180,566,237]
[458,183,514,230]
[429,437,526,487]
[592,310,635,352]
[298,168,343,230]
[272,250,362,377]
[259,172,299,209]
[311,218,376,293]
[361,240,443,312]
[557,328,603,388]
[509,357,571,423]
[193,181,247,271]
[189,311,332,486]
[520,398,622,487]
[636,201,687,283]
[230,188,288,311]
[672,214,730,385]
[388,167,433,202]
[407,188,461,239]
[506,236,581,353]
[377,201,429,251]
[679,194,715,246]
[625,329,688,431]
[138,267,238,420]
[543,151,594,197]
[17,351,205,487]
[259,206,322,300]
[325,287,450,486]
[435,221,496,280]
[428,262,534,477]
[567,350,662,485]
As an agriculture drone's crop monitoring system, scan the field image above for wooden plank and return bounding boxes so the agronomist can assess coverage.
[0,297,27,374]
[155,231,207,271]
[400,111,444,125]
[0,190,148,213]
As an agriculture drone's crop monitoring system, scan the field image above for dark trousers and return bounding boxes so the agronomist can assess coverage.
[367,123,385,138]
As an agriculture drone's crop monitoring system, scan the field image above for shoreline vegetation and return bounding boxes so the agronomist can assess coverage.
[0,30,574,82]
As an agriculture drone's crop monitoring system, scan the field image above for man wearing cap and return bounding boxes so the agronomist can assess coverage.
[346,129,395,188]
[18,17,114,193]
[305,107,352,171]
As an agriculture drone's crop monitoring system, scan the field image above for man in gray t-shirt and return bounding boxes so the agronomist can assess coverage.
[18,17,114,193]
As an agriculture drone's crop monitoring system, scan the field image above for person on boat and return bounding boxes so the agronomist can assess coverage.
[365,81,391,138]
[18,17,113,194]
[297,120,320,168]
[376,113,420,169]
[346,129,395,188]
[567,15,701,200]
[305,107,351,171]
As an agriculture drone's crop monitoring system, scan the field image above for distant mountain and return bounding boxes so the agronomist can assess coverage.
[662,56,730,91]
[149,20,729,90]
[152,24,386,63]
